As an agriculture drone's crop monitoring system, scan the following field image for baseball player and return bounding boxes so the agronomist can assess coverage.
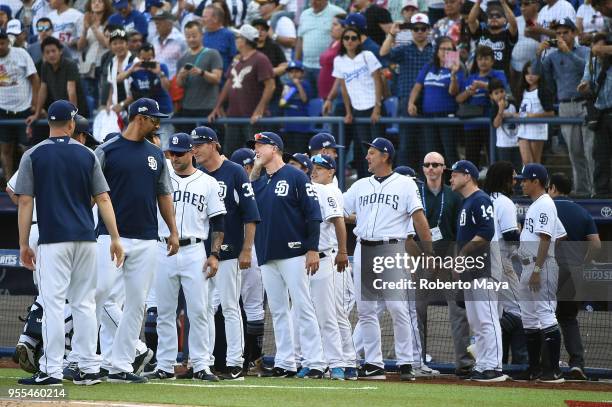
[449,160,506,382]
[192,126,261,380]
[342,137,432,381]
[248,132,326,378]
[229,148,266,373]
[94,98,179,383]
[308,133,343,187]
[150,132,226,382]
[512,163,567,383]
[15,100,124,386]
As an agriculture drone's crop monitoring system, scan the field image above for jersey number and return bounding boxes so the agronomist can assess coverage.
[218,181,227,199]
[305,183,318,200]
[480,204,493,219]
[242,182,254,198]
[525,218,534,233]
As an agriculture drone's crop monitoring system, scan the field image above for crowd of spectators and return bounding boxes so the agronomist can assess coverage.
[0,0,611,195]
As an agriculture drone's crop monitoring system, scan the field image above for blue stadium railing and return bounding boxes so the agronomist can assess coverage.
[0,116,585,190]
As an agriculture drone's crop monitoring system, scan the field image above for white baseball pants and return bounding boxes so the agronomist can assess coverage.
[241,251,265,322]
[519,259,559,330]
[333,252,357,367]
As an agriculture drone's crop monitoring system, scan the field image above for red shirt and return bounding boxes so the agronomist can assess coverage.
[226,51,274,117]
[318,41,341,100]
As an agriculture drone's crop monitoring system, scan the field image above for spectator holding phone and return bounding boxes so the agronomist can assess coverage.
[394,0,420,46]
[489,78,520,171]
[408,36,462,166]
[467,0,517,79]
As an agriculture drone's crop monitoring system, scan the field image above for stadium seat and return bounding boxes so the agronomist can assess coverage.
[383,97,399,136]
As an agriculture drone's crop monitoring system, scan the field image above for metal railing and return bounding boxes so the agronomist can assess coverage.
[1,116,586,189]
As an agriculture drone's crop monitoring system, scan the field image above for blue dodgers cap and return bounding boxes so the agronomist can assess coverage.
[394,165,416,177]
[230,148,256,166]
[308,132,344,151]
[287,60,304,71]
[448,160,479,179]
[191,126,219,144]
[247,132,284,150]
[311,154,336,170]
[551,17,577,31]
[103,132,122,143]
[128,98,169,118]
[363,137,395,158]
[340,13,366,31]
[113,0,129,9]
[48,100,78,122]
[166,133,193,153]
[283,152,312,172]
[514,163,548,183]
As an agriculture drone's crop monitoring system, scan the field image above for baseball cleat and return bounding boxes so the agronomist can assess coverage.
[175,367,193,379]
[470,370,507,382]
[537,371,565,384]
[148,369,176,380]
[219,366,244,381]
[15,342,38,374]
[511,368,542,382]
[132,349,154,375]
[455,366,474,380]
[99,368,109,381]
[63,362,79,381]
[358,363,386,380]
[564,367,587,381]
[330,367,345,380]
[107,372,148,383]
[193,368,219,382]
[73,371,102,386]
[399,364,415,381]
[413,365,440,378]
[18,372,63,386]
[245,357,264,376]
[259,367,297,378]
[296,367,310,378]
[304,369,324,379]
[344,367,358,381]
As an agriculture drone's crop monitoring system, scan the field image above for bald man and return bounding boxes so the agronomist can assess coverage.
[415,152,475,378]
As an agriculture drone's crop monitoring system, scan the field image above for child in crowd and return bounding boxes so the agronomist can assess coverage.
[489,78,520,172]
[281,60,311,153]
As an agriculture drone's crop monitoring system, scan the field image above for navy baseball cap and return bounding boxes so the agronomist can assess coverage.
[363,137,395,158]
[103,132,122,143]
[191,126,219,144]
[551,17,577,31]
[311,154,336,170]
[247,132,284,150]
[128,98,169,118]
[166,133,193,153]
[48,100,78,122]
[340,13,366,31]
[287,60,304,71]
[448,160,479,179]
[514,163,548,183]
[113,0,129,9]
[309,132,344,151]
[283,152,312,172]
[230,148,256,166]
[74,114,91,135]
[394,165,416,177]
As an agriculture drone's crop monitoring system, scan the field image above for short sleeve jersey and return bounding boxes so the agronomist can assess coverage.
[95,135,172,240]
[473,24,518,77]
[343,173,423,240]
[252,164,322,265]
[202,159,261,261]
[553,197,597,266]
[314,182,344,251]
[14,137,109,244]
[519,193,567,258]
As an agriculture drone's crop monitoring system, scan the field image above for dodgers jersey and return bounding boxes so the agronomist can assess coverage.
[343,173,423,240]
[14,137,109,244]
[313,182,344,251]
[519,193,567,258]
[252,164,322,265]
[158,165,227,240]
[201,159,261,261]
[95,135,172,240]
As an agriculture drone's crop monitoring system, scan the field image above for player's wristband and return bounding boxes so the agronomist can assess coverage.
[533,265,541,274]
[210,251,220,260]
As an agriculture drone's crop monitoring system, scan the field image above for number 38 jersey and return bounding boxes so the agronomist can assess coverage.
[519,193,566,258]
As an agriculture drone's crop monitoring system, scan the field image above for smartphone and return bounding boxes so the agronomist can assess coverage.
[399,22,411,30]
[443,50,460,69]
[184,63,193,70]
[141,61,156,69]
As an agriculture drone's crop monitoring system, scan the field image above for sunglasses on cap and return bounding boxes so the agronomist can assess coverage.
[423,162,444,168]
[169,151,187,157]
[342,34,359,42]
[36,25,52,32]
[254,133,274,143]
[311,155,331,166]
[110,29,127,38]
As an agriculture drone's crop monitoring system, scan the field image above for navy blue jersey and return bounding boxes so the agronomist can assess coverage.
[252,164,322,265]
[201,159,261,260]
[95,135,172,240]
[15,137,109,244]
[554,197,598,266]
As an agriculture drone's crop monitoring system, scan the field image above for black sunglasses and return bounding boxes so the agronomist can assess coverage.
[423,162,444,168]
[412,26,429,32]
[343,35,359,42]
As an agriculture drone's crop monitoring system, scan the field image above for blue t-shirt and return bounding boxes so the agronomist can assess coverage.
[204,28,237,74]
[252,164,322,265]
[108,10,148,38]
[283,80,311,133]
[456,189,495,281]
[460,69,507,129]
[14,137,109,244]
[127,63,173,114]
[554,197,598,266]
[95,135,172,240]
[201,160,261,261]
[416,64,463,115]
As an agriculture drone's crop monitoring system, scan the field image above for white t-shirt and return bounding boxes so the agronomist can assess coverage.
[314,182,344,251]
[496,103,518,148]
[279,0,297,14]
[537,0,576,39]
[519,193,566,258]
[511,16,540,72]
[517,89,548,141]
[0,47,37,112]
[577,4,605,33]
[275,16,297,61]
[31,0,53,28]
[49,8,84,46]
[332,50,382,111]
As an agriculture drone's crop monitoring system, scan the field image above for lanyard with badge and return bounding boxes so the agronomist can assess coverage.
[421,184,444,242]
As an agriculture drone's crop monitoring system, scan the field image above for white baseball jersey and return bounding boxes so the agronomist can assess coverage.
[490,192,519,237]
[343,173,423,240]
[48,8,84,45]
[158,166,227,239]
[313,182,344,251]
[519,193,566,258]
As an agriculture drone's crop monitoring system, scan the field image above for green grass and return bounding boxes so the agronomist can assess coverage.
[1,369,611,407]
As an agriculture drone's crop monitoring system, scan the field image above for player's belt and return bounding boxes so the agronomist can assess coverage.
[158,236,203,247]
[360,239,400,247]
[520,256,537,265]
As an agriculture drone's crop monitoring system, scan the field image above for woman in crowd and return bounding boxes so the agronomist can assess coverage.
[319,14,345,102]
[408,36,462,166]
[510,0,539,98]
[332,26,383,179]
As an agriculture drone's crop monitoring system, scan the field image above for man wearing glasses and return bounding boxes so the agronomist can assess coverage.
[27,18,54,65]
[94,97,179,383]
[414,152,473,379]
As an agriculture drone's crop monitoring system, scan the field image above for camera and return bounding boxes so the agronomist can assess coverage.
[184,63,194,70]
[548,39,558,47]
[141,61,156,69]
